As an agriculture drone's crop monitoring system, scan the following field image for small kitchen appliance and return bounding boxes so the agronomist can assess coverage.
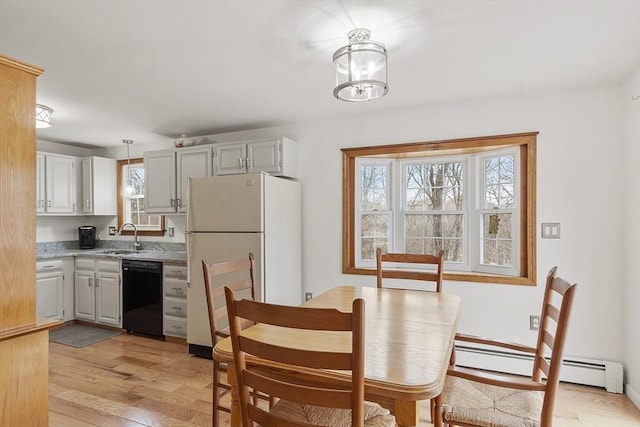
[78,226,96,249]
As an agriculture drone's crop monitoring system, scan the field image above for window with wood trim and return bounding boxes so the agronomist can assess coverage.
[117,158,165,236]
[342,132,537,285]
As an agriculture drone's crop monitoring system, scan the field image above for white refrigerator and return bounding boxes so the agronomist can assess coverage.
[185,172,301,356]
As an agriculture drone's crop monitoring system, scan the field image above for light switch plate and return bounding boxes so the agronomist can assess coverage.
[541,223,560,239]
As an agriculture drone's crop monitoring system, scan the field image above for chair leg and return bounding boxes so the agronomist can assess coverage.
[433,394,444,427]
[213,361,220,427]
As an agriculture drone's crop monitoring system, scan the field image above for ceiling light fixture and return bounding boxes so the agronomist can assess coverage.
[333,28,388,102]
[122,139,135,196]
[35,104,53,128]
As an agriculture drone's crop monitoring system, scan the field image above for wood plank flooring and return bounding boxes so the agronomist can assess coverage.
[49,333,640,426]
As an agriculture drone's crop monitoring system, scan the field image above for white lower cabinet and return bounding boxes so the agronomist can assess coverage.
[75,258,122,327]
[36,258,74,321]
[163,263,187,338]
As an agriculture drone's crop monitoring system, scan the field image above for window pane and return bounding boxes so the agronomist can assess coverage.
[361,164,387,211]
[482,238,512,267]
[406,162,463,211]
[406,238,440,255]
[360,214,388,260]
[483,213,512,239]
[481,213,512,266]
[443,239,463,262]
[484,154,514,209]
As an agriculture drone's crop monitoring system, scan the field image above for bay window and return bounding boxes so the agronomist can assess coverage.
[343,132,536,285]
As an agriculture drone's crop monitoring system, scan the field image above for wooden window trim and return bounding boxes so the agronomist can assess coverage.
[342,132,537,286]
[117,158,165,236]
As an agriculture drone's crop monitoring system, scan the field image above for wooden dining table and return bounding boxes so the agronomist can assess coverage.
[213,285,461,427]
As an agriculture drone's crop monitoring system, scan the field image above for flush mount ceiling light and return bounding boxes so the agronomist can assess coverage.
[333,28,388,102]
[35,104,53,128]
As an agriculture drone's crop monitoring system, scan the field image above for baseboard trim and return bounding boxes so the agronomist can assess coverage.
[626,383,640,410]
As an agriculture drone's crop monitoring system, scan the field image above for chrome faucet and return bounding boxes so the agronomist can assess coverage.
[119,222,141,251]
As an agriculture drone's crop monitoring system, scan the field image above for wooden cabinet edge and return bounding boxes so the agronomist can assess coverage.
[0,318,62,343]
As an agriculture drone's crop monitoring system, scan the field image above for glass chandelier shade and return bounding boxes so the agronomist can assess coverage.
[333,28,388,102]
[35,104,53,128]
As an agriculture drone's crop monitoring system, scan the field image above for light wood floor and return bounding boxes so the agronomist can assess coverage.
[49,333,640,426]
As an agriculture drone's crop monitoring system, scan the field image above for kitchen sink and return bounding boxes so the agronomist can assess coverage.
[101,249,137,255]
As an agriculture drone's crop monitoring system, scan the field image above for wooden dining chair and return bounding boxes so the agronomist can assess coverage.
[375,247,445,292]
[224,287,396,427]
[202,253,270,427]
[433,267,577,427]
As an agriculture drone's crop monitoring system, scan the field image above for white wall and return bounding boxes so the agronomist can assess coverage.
[293,85,625,363]
[198,85,626,365]
[624,67,640,406]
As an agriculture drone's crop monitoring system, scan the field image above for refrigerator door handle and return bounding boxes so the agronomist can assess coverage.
[185,231,191,287]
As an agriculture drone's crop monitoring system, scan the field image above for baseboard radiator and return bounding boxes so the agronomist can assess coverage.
[455,345,623,394]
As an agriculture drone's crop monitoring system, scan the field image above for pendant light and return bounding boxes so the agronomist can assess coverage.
[333,28,388,102]
[122,139,134,196]
[35,104,53,128]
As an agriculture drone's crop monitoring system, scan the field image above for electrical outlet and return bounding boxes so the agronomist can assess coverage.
[305,292,313,301]
[108,226,116,236]
[529,315,540,331]
[168,227,175,237]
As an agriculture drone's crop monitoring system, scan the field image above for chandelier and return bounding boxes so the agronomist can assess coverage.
[35,104,53,128]
[332,28,388,102]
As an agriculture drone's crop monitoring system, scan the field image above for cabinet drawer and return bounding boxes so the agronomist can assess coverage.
[97,259,120,272]
[75,258,96,270]
[36,259,64,272]
[164,316,187,337]
[164,264,187,278]
[165,298,187,318]
[164,278,187,298]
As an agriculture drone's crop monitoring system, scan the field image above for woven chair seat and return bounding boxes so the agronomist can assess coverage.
[441,376,544,427]
[271,399,395,427]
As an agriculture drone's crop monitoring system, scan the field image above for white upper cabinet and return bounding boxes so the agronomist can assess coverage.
[144,146,213,214]
[176,147,213,213]
[213,137,297,178]
[37,152,77,215]
[214,143,246,176]
[144,149,177,213]
[81,156,117,215]
[36,153,46,213]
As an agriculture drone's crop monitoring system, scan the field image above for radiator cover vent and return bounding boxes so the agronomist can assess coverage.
[455,345,623,394]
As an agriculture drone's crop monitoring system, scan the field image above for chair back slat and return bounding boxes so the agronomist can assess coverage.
[541,330,554,349]
[244,370,353,409]
[546,303,560,322]
[226,287,366,427]
[240,336,354,370]
[376,248,445,292]
[202,254,257,346]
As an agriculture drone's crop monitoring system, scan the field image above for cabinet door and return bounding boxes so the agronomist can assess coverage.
[247,139,281,174]
[144,150,177,213]
[176,147,212,213]
[81,157,93,213]
[75,271,95,321]
[36,153,46,213]
[45,154,76,214]
[35,271,63,320]
[96,272,121,326]
[214,143,246,175]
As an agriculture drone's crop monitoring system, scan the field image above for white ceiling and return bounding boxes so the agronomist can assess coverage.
[2,0,640,148]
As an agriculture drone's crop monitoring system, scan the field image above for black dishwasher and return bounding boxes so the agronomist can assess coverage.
[122,259,163,338]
